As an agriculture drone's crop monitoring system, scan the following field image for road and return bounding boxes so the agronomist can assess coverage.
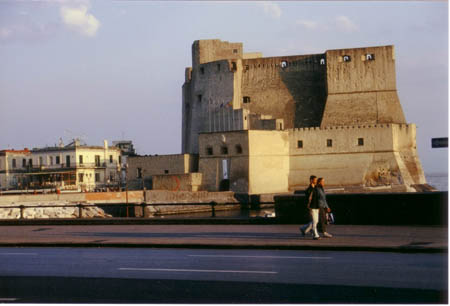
[0,247,447,303]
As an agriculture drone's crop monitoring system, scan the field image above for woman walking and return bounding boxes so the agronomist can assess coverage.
[316,178,333,238]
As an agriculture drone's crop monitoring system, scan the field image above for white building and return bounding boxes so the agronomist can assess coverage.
[0,141,122,192]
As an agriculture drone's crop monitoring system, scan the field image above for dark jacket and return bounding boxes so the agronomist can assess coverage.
[314,185,329,209]
[304,184,314,207]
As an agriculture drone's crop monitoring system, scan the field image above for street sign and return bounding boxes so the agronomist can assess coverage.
[431,137,448,148]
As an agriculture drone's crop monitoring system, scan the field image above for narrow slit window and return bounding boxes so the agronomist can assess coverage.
[221,146,228,155]
[358,138,364,146]
[327,139,333,147]
[200,67,205,74]
[297,140,303,149]
[235,144,243,154]
[206,147,213,155]
[197,95,202,103]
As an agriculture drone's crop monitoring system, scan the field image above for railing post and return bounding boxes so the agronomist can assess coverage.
[210,201,217,217]
[19,205,25,219]
[78,203,83,218]
[141,202,146,218]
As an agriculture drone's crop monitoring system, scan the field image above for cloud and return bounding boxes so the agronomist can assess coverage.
[335,16,359,33]
[60,4,100,37]
[295,19,318,30]
[260,2,282,19]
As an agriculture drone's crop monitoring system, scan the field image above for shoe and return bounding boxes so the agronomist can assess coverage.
[323,232,333,238]
[300,227,306,237]
[313,236,321,240]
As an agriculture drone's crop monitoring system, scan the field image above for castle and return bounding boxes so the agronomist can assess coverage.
[176,39,427,194]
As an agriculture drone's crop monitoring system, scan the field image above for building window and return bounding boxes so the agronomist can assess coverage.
[50,156,53,165]
[66,155,70,167]
[197,95,202,103]
[22,159,26,167]
[200,67,205,74]
[281,61,287,68]
[297,140,303,149]
[95,173,100,182]
[164,170,169,174]
[358,138,364,146]
[221,146,228,155]
[206,147,213,155]
[327,139,333,147]
[243,96,251,103]
[39,156,43,166]
[28,159,32,167]
[320,58,326,65]
[109,173,114,182]
[137,168,142,179]
[343,55,351,62]
[79,173,84,183]
[95,155,100,167]
[12,159,16,168]
[235,144,243,154]
[119,156,122,164]
[79,155,83,164]
[109,155,113,163]
[56,156,60,165]
[366,54,375,61]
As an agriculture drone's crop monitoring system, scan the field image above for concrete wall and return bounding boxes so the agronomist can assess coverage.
[152,173,202,192]
[288,124,426,190]
[127,154,198,182]
[198,131,250,193]
[248,130,290,194]
[321,46,406,127]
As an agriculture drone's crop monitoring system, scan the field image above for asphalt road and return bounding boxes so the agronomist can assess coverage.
[0,247,447,303]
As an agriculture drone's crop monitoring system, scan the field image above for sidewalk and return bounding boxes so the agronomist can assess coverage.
[0,224,446,253]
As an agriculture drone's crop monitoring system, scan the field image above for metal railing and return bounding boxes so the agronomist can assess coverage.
[0,202,275,220]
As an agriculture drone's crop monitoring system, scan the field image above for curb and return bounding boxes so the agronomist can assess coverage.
[0,242,445,254]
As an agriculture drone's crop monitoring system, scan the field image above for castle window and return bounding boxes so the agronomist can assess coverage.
[206,147,213,155]
[281,61,287,68]
[243,96,251,103]
[221,146,228,155]
[343,55,351,62]
[200,67,205,74]
[197,95,202,103]
[164,170,169,174]
[233,49,238,54]
[137,168,142,179]
[217,64,221,71]
[327,139,333,147]
[279,123,283,130]
[297,140,303,149]
[244,65,249,71]
[320,58,326,65]
[235,144,243,154]
[358,138,364,146]
[366,54,375,61]
[231,62,237,71]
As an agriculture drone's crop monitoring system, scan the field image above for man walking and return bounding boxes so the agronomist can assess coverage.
[299,175,317,237]
[316,178,333,238]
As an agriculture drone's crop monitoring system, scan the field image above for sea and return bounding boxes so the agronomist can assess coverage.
[425,173,448,191]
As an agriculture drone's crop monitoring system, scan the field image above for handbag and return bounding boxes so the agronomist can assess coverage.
[326,212,335,224]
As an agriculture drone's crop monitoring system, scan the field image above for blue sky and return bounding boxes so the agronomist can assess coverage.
[0,0,448,174]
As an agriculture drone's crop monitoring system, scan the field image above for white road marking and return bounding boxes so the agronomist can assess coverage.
[0,253,38,256]
[119,268,277,274]
[188,255,332,259]
[0,298,18,301]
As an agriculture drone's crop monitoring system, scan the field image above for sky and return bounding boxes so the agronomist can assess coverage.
[0,0,448,174]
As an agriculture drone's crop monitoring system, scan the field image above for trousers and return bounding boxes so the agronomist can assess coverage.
[310,209,319,238]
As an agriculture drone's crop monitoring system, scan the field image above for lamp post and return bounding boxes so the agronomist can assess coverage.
[125,163,129,217]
